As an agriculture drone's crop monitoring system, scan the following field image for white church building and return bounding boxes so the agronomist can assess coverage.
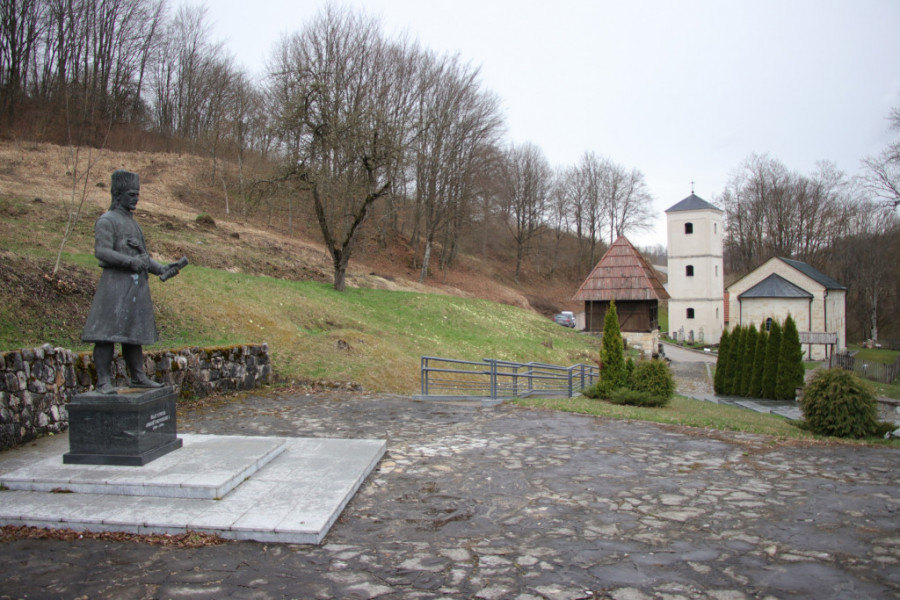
[663,191,847,359]
[665,194,725,345]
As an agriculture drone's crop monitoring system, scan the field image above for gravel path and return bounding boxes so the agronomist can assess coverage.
[2,389,898,599]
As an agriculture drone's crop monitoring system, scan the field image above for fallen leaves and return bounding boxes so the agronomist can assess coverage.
[0,525,230,547]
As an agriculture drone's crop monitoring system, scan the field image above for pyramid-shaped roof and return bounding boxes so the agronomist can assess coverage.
[738,273,813,299]
[665,193,723,213]
[573,236,670,302]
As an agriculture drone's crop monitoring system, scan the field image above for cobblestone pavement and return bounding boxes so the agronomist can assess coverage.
[2,390,899,600]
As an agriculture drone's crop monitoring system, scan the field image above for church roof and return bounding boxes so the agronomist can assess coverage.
[573,236,670,302]
[665,193,723,213]
[777,257,846,290]
[738,273,813,299]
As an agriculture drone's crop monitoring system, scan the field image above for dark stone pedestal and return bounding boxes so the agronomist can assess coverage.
[64,386,182,466]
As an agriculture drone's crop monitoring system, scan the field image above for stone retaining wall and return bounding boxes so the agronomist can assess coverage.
[0,343,272,450]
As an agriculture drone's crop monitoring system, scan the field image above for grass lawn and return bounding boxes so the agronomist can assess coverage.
[514,394,900,446]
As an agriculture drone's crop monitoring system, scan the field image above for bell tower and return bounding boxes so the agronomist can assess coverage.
[665,193,724,345]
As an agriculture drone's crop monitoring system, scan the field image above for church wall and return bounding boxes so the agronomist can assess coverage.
[727,257,847,360]
[669,299,722,345]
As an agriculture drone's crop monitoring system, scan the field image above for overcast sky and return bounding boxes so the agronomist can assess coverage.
[209,0,900,248]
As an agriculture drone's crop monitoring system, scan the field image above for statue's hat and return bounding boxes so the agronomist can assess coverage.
[111,170,139,195]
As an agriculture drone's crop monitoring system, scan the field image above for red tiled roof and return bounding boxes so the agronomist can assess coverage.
[573,236,670,302]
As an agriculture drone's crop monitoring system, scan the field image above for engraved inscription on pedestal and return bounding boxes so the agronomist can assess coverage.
[64,386,183,466]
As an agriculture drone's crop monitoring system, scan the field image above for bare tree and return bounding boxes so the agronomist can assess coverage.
[834,196,899,342]
[412,49,502,282]
[499,142,551,284]
[0,0,45,126]
[861,103,900,209]
[720,154,852,274]
[598,157,654,245]
[567,152,606,271]
[269,6,412,291]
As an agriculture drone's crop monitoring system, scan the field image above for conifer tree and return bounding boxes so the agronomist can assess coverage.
[714,328,731,394]
[749,328,768,398]
[725,325,744,395]
[775,315,805,400]
[600,299,626,388]
[740,324,758,396]
[761,320,782,399]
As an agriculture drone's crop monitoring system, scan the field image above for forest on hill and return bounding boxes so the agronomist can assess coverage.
[1,1,898,341]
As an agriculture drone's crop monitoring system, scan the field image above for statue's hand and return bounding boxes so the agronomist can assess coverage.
[130,254,150,273]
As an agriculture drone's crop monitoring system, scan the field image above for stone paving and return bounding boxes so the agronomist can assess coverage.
[2,389,899,599]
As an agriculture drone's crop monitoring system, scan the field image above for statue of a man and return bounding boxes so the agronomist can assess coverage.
[82,170,182,394]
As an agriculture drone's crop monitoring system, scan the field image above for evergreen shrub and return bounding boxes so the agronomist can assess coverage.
[608,387,669,407]
[799,368,879,438]
[714,328,730,394]
[775,315,805,400]
[630,359,676,402]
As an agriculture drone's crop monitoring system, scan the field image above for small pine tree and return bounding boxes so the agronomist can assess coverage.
[600,299,626,389]
[761,320,782,399]
[714,328,731,394]
[725,325,744,395]
[775,315,805,400]
[740,324,758,396]
[748,328,768,398]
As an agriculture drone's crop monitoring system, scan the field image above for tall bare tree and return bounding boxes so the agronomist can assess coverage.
[0,0,45,126]
[412,50,502,283]
[269,6,412,291]
[598,157,654,245]
[500,142,551,284]
[720,154,851,274]
[862,103,900,210]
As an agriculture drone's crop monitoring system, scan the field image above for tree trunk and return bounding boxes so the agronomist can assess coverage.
[419,238,432,283]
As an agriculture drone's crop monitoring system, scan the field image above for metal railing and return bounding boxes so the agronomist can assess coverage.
[417,356,600,401]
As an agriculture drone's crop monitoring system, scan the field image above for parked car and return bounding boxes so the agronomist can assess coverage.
[553,312,576,328]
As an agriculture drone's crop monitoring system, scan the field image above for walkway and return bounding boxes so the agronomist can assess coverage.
[1,389,898,599]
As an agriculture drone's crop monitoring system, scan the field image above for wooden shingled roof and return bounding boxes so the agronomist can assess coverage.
[573,236,670,302]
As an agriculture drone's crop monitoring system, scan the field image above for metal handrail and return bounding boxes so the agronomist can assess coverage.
[419,356,599,400]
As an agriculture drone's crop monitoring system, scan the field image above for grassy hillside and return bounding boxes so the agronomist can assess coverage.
[1,252,597,393]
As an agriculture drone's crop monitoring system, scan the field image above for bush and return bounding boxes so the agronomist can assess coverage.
[600,299,626,388]
[608,387,670,407]
[582,380,613,399]
[799,368,879,438]
[775,315,805,400]
[630,359,676,401]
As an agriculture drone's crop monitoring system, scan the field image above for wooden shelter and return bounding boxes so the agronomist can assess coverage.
[573,236,670,333]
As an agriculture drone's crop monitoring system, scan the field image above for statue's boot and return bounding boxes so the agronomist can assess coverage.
[93,343,117,394]
[123,344,162,389]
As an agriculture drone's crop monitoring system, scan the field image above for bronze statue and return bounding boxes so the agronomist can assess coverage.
[82,170,186,394]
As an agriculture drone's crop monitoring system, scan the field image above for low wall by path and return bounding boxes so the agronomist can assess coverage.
[0,343,272,450]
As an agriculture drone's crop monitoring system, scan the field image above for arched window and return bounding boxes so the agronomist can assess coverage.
[686,265,694,277]
[687,308,695,319]
[715,265,718,276]
[714,223,717,234]
[685,222,693,234]
[765,317,773,331]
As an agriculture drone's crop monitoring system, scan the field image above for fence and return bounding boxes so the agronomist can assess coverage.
[829,352,900,385]
[417,356,600,401]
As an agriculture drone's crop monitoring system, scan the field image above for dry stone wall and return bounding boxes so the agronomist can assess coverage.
[0,343,272,450]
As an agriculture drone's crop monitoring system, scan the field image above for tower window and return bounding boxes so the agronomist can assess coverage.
[685,222,693,234]
[687,308,695,319]
[686,265,694,277]
[714,223,717,234]
[715,265,718,276]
